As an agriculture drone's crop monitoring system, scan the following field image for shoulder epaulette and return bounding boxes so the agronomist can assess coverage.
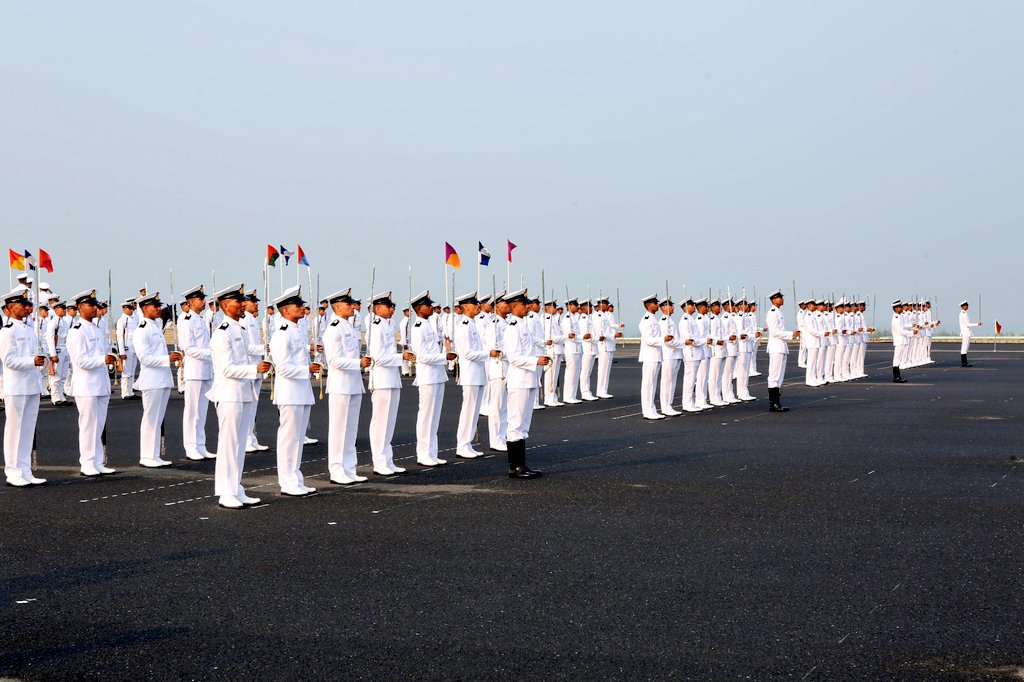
[373,318,380,325]
[3,322,12,328]
[509,319,517,326]
[280,324,288,330]
[139,321,147,328]
[462,319,469,325]
[72,323,81,329]
[219,323,229,330]
[184,313,191,320]
[414,320,422,328]
[330,319,339,327]
[643,313,650,319]
[660,315,667,321]
[771,306,778,311]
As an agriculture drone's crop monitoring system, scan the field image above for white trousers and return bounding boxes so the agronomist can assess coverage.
[328,393,361,478]
[681,360,698,410]
[597,350,612,395]
[708,356,724,403]
[823,345,836,382]
[640,360,661,415]
[659,358,679,411]
[4,393,38,480]
[121,351,137,396]
[369,388,401,470]
[580,353,597,397]
[183,379,212,454]
[276,403,311,489]
[834,344,849,380]
[533,366,545,407]
[50,348,68,402]
[767,352,787,389]
[562,353,581,402]
[543,354,563,403]
[77,395,109,470]
[480,380,491,416]
[487,378,508,448]
[694,357,709,407]
[893,344,907,368]
[721,355,737,401]
[140,387,170,462]
[798,341,807,368]
[749,346,760,376]
[214,400,255,497]
[457,384,484,452]
[507,387,537,442]
[734,352,753,399]
[804,348,820,385]
[960,336,970,355]
[247,376,263,447]
[416,382,445,462]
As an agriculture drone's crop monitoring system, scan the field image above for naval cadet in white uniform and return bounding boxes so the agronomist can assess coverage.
[658,296,685,416]
[542,298,566,407]
[132,292,181,468]
[207,284,271,509]
[67,289,118,476]
[269,286,320,497]
[180,285,216,461]
[637,294,665,420]
[501,289,548,478]
[115,299,139,399]
[452,291,491,458]
[45,299,70,405]
[958,300,982,367]
[482,292,510,452]
[322,288,370,485]
[242,289,270,453]
[890,300,915,382]
[366,291,412,476]
[765,289,798,412]
[559,298,583,404]
[409,290,453,467]
[1,288,47,486]
[577,300,598,401]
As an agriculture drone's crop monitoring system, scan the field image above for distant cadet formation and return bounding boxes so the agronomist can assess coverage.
[1,272,987,509]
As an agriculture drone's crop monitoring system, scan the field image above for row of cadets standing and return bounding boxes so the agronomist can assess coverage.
[798,299,875,387]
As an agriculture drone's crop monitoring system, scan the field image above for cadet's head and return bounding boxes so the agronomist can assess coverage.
[328,290,358,319]
[509,299,529,318]
[770,293,784,307]
[528,299,541,313]
[180,302,189,312]
[643,295,659,313]
[458,296,480,317]
[374,298,396,319]
[209,301,217,311]
[187,293,207,313]
[697,301,709,315]
[495,298,510,317]
[567,301,579,313]
[402,308,410,317]
[122,303,135,314]
[961,303,969,310]
[3,293,32,321]
[711,301,721,315]
[38,305,49,318]
[685,300,695,314]
[266,305,274,315]
[443,306,451,314]
[68,305,78,316]
[140,300,163,320]
[244,298,259,315]
[556,306,564,315]
[798,301,807,309]
[54,302,67,317]
[659,299,674,314]
[480,301,493,314]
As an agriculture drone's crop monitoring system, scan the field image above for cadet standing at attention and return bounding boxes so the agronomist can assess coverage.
[409,290,453,467]
[765,289,798,412]
[67,289,118,476]
[501,289,548,478]
[958,300,982,367]
[322,288,370,485]
[133,292,181,468]
[1,288,47,487]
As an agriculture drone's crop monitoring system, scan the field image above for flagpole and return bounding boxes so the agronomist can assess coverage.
[477,256,481,297]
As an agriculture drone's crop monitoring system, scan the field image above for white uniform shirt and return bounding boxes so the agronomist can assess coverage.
[133,318,174,390]
[180,311,213,381]
[0,318,43,396]
[366,315,403,390]
[482,314,509,381]
[323,315,364,395]
[67,318,112,397]
[453,314,489,387]
[637,311,663,363]
[542,313,565,358]
[270,320,314,406]
[45,314,69,355]
[502,315,540,390]
[409,315,448,386]
[115,312,138,355]
[560,312,581,355]
[959,309,981,338]
[766,306,795,355]
[206,318,259,404]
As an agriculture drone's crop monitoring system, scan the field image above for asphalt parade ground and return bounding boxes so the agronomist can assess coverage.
[1,342,1021,680]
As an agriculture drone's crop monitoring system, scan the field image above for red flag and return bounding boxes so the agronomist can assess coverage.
[267,244,280,266]
[995,320,1002,335]
[38,248,53,273]
[8,249,25,270]
[507,240,517,263]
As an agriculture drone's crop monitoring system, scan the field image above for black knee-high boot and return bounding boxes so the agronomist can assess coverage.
[961,354,971,367]
[892,366,907,383]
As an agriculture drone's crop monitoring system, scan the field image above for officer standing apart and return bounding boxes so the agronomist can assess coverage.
[67,289,118,476]
[958,300,982,367]
[269,286,320,497]
[766,289,799,412]
[133,292,181,468]
[452,291,492,459]
[409,290,453,467]
[1,289,47,486]
[322,288,370,484]
[501,289,548,478]
[207,284,271,509]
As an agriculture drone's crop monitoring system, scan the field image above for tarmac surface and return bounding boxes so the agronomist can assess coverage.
[1,342,1022,680]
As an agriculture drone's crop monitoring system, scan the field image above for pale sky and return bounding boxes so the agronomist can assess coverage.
[2,1,1021,332]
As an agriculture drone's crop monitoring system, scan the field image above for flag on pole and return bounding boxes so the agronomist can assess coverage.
[445,242,461,269]
[507,240,517,262]
[23,250,36,271]
[995,320,1002,335]
[279,245,295,265]
[9,249,25,270]
[297,244,310,266]
[38,248,53,273]
[267,244,280,266]
[478,242,491,266]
